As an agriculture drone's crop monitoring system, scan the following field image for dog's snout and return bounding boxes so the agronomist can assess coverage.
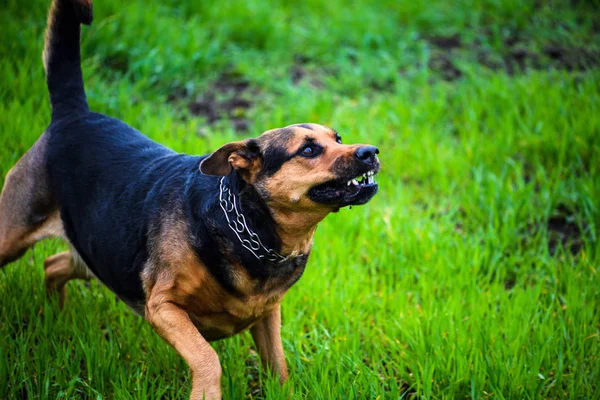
[355,145,379,164]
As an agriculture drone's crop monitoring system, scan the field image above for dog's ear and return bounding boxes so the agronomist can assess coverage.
[200,139,262,178]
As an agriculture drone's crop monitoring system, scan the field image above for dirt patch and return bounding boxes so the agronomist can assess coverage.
[543,45,600,71]
[491,44,599,76]
[504,272,517,290]
[547,204,583,256]
[287,31,598,90]
[504,48,541,75]
[428,33,462,50]
[289,65,327,89]
[495,40,597,75]
[428,53,463,81]
[426,32,599,81]
[102,50,130,74]
[425,34,464,81]
[168,73,253,133]
[290,65,304,84]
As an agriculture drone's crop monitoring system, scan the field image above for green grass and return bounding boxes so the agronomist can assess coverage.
[1,0,599,398]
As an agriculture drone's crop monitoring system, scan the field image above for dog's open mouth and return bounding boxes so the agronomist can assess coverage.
[308,168,379,207]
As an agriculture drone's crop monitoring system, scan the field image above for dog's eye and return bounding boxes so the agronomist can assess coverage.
[302,146,314,156]
[300,145,320,157]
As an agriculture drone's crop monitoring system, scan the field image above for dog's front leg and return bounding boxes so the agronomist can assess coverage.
[146,297,222,400]
[250,303,289,384]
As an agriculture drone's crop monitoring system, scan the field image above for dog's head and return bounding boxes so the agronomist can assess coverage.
[200,123,380,211]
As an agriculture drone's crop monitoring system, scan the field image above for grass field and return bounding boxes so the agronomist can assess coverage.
[1,0,599,398]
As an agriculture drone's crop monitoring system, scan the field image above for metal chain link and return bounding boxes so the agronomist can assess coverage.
[219,177,302,263]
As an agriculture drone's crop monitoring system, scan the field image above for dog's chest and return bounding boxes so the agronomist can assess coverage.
[187,290,284,341]
[169,260,295,341]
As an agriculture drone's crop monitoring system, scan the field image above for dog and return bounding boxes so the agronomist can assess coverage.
[0,0,380,398]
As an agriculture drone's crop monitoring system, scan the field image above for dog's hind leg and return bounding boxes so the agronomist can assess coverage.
[0,133,62,268]
[44,250,93,307]
[250,304,289,384]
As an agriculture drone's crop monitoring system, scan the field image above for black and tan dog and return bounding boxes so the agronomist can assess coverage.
[0,0,380,398]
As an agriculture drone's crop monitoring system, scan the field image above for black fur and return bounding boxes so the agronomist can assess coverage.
[46,113,308,303]
[44,0,92,119]
[186,169,309,295]
[260,129,295,176]
[293,124,314,131]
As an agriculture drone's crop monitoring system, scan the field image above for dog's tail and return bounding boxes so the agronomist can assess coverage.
[42,0,93,120]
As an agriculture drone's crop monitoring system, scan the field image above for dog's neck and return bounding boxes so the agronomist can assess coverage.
[222,174,325,258]
[220,174,301,262]
[266,205,327,255]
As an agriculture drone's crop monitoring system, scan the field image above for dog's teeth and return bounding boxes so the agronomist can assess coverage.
[352,179,359,185]
[367,175,374,184]
[347,180,352,186]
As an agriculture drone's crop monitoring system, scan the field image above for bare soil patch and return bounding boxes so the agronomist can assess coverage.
[547,204,583,256]
[168,73,253,133]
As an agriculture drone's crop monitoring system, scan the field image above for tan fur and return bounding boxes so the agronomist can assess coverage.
[42,0,58,72]
[143,211,293,398]
[200,123,365,256]
[250,304,288,383]
[259,125,358,210]
[145,297,222,400]
[200,139,263,182]
[255,125,360,254]
[142,215,226,399]
[0,133,62,267]
[0,132,97,309]
[143,211,290,341]
[44,250,94,307]
[228,152,263,183]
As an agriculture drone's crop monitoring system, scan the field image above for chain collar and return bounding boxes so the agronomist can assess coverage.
[219,177,303,264]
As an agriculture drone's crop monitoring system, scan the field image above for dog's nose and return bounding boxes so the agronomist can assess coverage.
[355,145,379,164]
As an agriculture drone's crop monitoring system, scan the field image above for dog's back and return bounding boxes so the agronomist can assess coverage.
[46,113,205,302]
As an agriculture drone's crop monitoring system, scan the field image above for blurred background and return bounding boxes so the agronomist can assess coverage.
[0,0,599,398]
